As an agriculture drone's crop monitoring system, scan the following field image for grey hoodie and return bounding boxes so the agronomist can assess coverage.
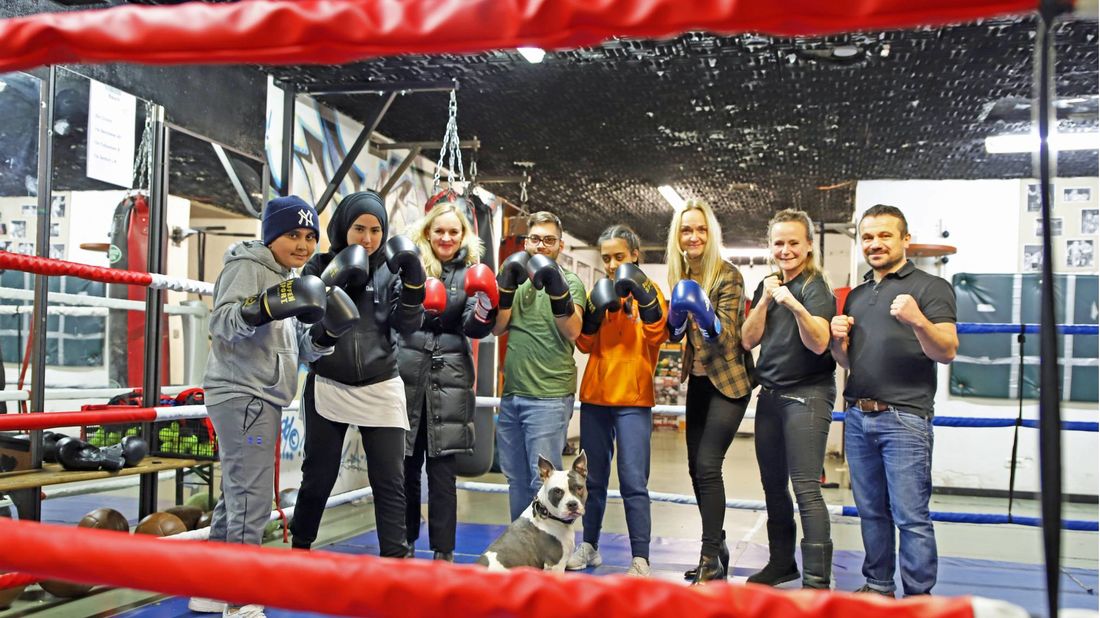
[204,240,329,407]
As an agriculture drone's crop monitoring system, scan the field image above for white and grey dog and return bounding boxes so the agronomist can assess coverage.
[477,451,588,572]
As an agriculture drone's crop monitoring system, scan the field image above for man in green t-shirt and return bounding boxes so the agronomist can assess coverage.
[493,211,587,520]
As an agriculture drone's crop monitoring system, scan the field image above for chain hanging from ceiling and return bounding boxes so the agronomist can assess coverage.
[432,89,465,193]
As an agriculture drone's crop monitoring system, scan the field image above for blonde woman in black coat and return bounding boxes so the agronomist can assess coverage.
[398,198,498,561]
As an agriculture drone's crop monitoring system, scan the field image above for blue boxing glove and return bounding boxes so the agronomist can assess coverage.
[670,279,722,341]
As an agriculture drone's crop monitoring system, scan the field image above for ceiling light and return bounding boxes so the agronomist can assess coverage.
[985,131,1100,153]
[517,47,546,64]
[658,185,685,210]
[831,45,860,58]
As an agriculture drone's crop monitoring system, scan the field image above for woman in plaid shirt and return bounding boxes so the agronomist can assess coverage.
[665,200,754,585]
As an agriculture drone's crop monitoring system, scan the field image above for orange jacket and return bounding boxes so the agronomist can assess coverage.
[576,286,668,408]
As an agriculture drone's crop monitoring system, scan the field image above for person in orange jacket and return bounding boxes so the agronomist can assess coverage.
[565,224,667,577]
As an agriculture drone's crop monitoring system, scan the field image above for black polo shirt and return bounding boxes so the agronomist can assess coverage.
[751,271,836,389]
[842,260,957,417]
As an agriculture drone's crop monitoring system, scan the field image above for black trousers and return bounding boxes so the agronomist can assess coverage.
[753,382,836,544]
[685,375,749,557]
[290,375,409,558]
[403,410,458,553]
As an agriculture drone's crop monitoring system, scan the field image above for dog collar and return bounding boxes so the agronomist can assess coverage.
[531,499,577,525]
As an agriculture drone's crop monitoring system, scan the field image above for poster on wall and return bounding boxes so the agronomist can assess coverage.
[1035,217,1063,237]
[1082,209,1098,235]
[1066,239,1095,268]
[1023,244,1043,272]
[1063,187,1092,203]
[1026,183,1041,212]
[86,80,137,188]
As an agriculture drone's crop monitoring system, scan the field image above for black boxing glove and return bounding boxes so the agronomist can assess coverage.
[310,287,360,347]
[320,244,371,290]
[101,435,149,468]
[614,263,663,324]
[56,436,107,472]
[240,276,327,327]
[497,251,531,310]
[527,254,574,318]
[582,278,621,335]
[385,235,427,306]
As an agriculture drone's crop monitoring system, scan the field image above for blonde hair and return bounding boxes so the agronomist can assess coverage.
[666,199,724,294]
[767,209,829,286]
[411,201,483,277]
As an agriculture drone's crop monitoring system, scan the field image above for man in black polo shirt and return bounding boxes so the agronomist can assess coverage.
[830,204,958,598]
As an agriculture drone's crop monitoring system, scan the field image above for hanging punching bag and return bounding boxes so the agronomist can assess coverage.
[107,193,169,389]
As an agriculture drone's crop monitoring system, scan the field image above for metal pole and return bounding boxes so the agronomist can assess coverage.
[1033,4,1069,617]
[280,86,296,198]
[315,92,398,214]
[139,104,168,518]
[24,66,56,522]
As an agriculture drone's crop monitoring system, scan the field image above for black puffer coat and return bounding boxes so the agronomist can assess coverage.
[398,249,496,457]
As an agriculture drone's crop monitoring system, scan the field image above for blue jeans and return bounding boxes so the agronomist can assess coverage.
[497,394,574,521]
[844,406,937,595]
[579,404,652,560]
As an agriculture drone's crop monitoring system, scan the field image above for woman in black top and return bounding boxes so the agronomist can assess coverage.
[398,198,497,561]
[290,190,425,558]
[741,209,837,589]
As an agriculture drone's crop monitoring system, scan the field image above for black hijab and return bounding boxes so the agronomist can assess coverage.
[326,190,388,269]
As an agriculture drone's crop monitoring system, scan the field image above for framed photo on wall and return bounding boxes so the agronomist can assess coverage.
[1035,217,1064,237]
[1026,182,1041,212]
[1066,239,1095,268]
[1082,209,1099,235]
[1023,244,1043,272]
[560,254,574,271]
[1063,187,1092,203]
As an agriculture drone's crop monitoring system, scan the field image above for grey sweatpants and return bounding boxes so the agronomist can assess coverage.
[206,395,280,546]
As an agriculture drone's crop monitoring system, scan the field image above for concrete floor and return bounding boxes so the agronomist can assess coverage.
[1,428,1096,616]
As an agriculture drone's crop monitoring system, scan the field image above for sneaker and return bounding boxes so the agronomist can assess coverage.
[855,584,895,598]
[625,557,651,577]
[223,605,266,617]
[565,542,602,570]
[188,597,227,613]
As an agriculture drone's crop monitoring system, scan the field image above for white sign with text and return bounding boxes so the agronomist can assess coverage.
[86,80,136,188]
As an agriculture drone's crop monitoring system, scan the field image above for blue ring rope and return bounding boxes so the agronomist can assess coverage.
[956,322,1097,335]
[828,412,1097,431]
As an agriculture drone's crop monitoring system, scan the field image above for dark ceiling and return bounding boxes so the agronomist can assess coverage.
[268,16,1098,246]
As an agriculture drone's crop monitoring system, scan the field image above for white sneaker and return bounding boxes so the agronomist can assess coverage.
[223,604,266,617]
[566,542,603,570]
[625,556,651,577]
[188,597,227,613]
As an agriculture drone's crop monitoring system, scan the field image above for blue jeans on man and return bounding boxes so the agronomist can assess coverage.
[844,406,937,595]
[497,394,575,520]
[579,404,652,560]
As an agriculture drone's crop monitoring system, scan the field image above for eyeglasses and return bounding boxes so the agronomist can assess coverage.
[525,235,559,246]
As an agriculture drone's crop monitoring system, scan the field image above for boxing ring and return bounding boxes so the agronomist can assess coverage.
[0,0,1090,616]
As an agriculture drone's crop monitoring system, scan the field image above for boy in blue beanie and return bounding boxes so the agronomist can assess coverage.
[191,196,354,618]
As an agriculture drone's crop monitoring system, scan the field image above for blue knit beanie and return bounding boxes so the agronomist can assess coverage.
[262,196,320,246]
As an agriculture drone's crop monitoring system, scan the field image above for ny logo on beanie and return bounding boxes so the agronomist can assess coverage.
[263,196,320,246]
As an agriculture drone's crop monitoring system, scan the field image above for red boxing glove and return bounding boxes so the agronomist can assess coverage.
[464,263,499,323]
[424,277,447,315]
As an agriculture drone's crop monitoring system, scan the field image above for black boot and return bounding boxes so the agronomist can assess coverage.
[433,550,454,562]
[684,530,730,580]
[404,543,416,558]
[690,554,726,585]
[747,520,799,586]
[800,540,832,589]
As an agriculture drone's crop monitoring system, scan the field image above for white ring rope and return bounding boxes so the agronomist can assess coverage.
[147,272,214,296]
[0,385,200,403]
[0,287,209,315]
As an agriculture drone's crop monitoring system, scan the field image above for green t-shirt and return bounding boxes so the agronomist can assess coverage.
[502,268,588,398]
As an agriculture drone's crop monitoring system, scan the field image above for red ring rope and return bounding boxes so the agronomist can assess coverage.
[0,251,153,287]
[0,518,976,618]
[0,408,158,431]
